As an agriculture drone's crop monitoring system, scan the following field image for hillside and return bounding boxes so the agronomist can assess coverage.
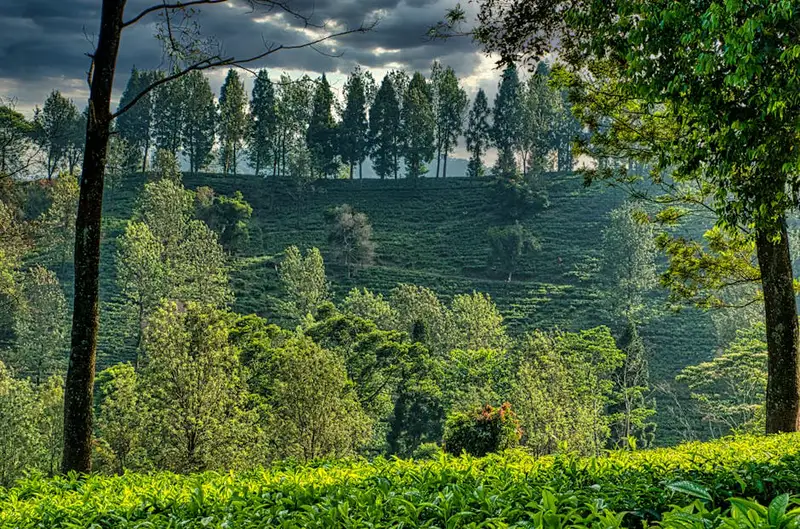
[92,172,718,445]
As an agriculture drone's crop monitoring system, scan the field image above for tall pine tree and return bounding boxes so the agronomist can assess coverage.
[339,67,370,179]
[248,70,278,177]
[436,66,467,178]
[492,65,522,179]
[182,71,216,175]
[218,69,248,176]
[306,74,338,179]
[401,72,435,179]
[116,68,156,173]
[369,74,402,179]
[152,70,184,157]
[466,89,492,178]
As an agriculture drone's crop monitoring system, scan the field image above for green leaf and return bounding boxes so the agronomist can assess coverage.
[769,494,790,525]
[667,481,712,501]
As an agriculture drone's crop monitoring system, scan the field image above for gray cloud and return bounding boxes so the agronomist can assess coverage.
[0,0,494,112]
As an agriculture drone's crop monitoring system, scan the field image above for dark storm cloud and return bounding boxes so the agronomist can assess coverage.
[0,0,485,111]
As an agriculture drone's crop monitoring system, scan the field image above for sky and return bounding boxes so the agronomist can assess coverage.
[0,0,503,117]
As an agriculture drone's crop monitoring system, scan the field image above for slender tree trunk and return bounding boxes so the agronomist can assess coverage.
[62,0,126,475]
[358,160,363,179]
[435,143,441,178]
[349,162,354,179]
[756,218,800,433]
[443,151,448,178]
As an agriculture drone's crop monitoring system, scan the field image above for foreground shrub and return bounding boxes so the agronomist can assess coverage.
[442,402,521,456]
[2,434,800,528]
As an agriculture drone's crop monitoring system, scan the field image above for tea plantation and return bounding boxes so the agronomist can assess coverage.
[2,434,799,528]
[90,172,717,444]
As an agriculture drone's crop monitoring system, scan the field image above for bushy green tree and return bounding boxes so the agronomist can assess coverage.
[432,65,467,178]
[602,202,657,323]
[491,66,522,179]
[487,222,540,282]
[251,335,371,461]
[195,187,253,252]
[447,292,509,352]
[141,301,256,472]
[677,325,767,436]
[0,361,44,486]
[0,101,34,177]
[152,71,184,156]
[95,363,143,474]
[9,266,68,384]
[520,62,559,176]
[278,246,329,321]
[38,174,79,269]
[342,288,397,330]
[512,327,624,455]
[151,149,182,183]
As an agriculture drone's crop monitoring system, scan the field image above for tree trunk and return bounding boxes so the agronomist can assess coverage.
[358,160,363,180]
[756,218,800,433]
[62,0,126,475]
[443,151,448,178]
[349,162,354,179]
[435,143,441,178]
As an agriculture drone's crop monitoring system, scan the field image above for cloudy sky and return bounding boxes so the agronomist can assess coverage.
[0,0,502,117]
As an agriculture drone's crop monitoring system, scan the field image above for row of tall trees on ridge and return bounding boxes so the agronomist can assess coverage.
[112,61,579,180]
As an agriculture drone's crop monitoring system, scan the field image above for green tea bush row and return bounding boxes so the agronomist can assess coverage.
[1,434,800,528]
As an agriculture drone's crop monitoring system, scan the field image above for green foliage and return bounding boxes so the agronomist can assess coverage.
[487,222,540,281]
[431,64,468,178]
[117,67,157,172]
[218,70,248,176]
[465,88,492,178]
[306,74,338,178]
[141,301,256,472]
[94,363,142,474]
[151,149,182,183]
[248,70,277,177]
[443,403,521,456]
[677,325,767,436]
[339,66,372,179]
[602,201,658,322]
[512,327,624,455]
[492,65,523,179]
[36,173,79,268]
[32,90,80,178]
[181,71,216,174]
[4,434,800,526]
[0,101,34,177]
[401,73,436,179]
[278,246,329,321]
[152,71,184,157]
[7,266,68,384]
[342,288,397,330]
[249,335,372,461]
[369,74,402,179]
[195,187,253,252]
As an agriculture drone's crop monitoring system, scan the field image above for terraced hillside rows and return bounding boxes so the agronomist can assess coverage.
[92,173,718,445]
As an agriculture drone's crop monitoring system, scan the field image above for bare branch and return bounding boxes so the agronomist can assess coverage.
[112,21,374,120]
[123,0,228,28]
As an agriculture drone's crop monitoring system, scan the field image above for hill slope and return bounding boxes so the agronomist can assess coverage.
[94,172,719,445]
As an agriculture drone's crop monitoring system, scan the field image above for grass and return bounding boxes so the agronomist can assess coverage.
[82,172,719,445]
[1,433,799,528]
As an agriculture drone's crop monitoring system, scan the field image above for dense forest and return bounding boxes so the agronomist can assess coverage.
[0,59,768,482]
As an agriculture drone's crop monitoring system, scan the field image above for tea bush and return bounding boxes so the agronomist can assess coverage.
[1,434,800,528]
